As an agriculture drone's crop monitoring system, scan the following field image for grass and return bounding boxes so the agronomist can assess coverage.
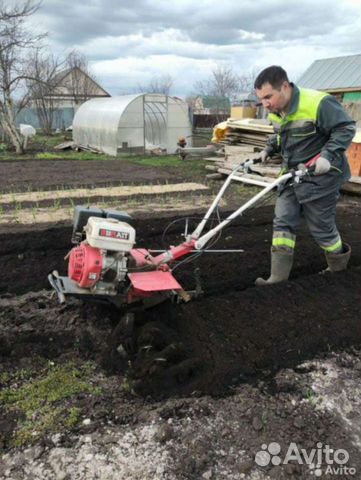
[0,132,207,176]
[126,155,207,177]
[120,376,132,393]
[31,132,72,149]
[35,151,112,161]
[33,152,207,177]
[0,149,206,171]
[0,361,101,447]
[0,132,71,160]
[128,154,183,167]
[305,388,320,409]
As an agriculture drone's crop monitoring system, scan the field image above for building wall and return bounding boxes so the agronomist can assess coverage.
[343,102,361,127]
[343,92,361,102]
[16,107,75,130]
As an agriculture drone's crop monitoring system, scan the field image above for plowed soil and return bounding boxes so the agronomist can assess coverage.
[1,158,361,479]
[0,158,187,192]
[1,204,361,397]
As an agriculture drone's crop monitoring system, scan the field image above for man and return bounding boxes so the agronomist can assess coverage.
[254,66,356,286]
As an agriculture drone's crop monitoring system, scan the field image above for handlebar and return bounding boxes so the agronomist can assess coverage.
[153,160,318,264]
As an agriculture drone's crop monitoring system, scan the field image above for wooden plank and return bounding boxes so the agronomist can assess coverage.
[225,152,260,161]
[349,176,361,184]
[226,120,274,133]
[225,175,270,187]
[341,180,361,195]
[341,183,361,195]
[251,165,281,178]
[226,152,259,159]
[225,145,260,154]
[206,173,224,180]
[218,168,274,184]
[223,160,246,169]
[54,140,75,150]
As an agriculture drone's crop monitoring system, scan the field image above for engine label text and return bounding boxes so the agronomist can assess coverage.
[99,228,130,240]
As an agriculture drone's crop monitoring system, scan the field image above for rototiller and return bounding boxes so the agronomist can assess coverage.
[48,160,314,309]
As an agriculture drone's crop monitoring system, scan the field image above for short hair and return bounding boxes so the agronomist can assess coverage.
[254,66,290,90]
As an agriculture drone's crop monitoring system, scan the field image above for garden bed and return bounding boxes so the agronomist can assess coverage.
[1,154,361,479]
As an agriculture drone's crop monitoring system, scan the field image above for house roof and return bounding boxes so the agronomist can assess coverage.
[52,67,73,85]
[297,54,361,91]
[238,92,258,103]
[52,67,110,97]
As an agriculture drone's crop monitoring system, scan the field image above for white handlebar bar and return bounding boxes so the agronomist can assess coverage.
[193,167,308,250]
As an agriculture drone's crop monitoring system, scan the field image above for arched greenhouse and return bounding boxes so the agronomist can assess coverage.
[73,94,192,156]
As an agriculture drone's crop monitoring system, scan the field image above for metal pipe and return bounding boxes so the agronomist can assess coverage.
[148,249,245,253]
[191,164,245,240]
[194,171,295,250]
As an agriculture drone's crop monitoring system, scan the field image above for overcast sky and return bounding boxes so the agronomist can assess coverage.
[31,0,361,98]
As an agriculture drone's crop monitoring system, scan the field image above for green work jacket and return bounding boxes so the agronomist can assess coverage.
[266,85,355,202]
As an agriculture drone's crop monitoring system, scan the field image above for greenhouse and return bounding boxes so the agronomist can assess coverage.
[73,93,192,156]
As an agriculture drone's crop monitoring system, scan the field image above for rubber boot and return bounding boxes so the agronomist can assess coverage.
[324,243,351,272]
[255,247,293,286]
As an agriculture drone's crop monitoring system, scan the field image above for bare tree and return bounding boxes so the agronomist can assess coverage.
[239,66,262,96]
[137,74,174,95]
[193,64,241,104]
[26,50,64,135]
[0,0,44,153]
[64,50,99,108]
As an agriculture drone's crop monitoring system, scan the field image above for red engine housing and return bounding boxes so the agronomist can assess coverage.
[68,243,103,288]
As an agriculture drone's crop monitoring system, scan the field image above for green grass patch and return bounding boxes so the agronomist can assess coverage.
[0,150,110,161]
[127,154,184,167]
[35,152,64,160]
[0,134,207,180]
[31,132,72,149]
[0,361,101,447]
[35,151,112,161]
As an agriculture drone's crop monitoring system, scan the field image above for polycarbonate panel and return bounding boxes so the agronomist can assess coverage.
[117,96,144,150]
[74,95,143,155]
[144,96,168,148]
[73,93,192,156]
[167,97,192,152]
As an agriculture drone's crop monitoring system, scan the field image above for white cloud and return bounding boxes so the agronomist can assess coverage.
[29,0,361,97]
[92,54,218,96]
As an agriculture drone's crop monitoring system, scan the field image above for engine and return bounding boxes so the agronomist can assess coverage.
[49,205,186,307]
[67,207,135,296]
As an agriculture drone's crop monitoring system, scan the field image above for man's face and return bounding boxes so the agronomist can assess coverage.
[255,81,291,114]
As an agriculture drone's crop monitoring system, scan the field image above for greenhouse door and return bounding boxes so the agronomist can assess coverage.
[143,95,168,150]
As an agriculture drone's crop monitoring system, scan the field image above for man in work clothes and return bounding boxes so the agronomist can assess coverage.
[254,65,356,286]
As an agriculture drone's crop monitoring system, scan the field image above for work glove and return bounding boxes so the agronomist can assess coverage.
[314,156,331,175]
[260,149,270,164]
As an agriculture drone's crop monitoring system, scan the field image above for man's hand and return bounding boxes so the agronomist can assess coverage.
[260,150,270,164]
[314,156,331,175]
